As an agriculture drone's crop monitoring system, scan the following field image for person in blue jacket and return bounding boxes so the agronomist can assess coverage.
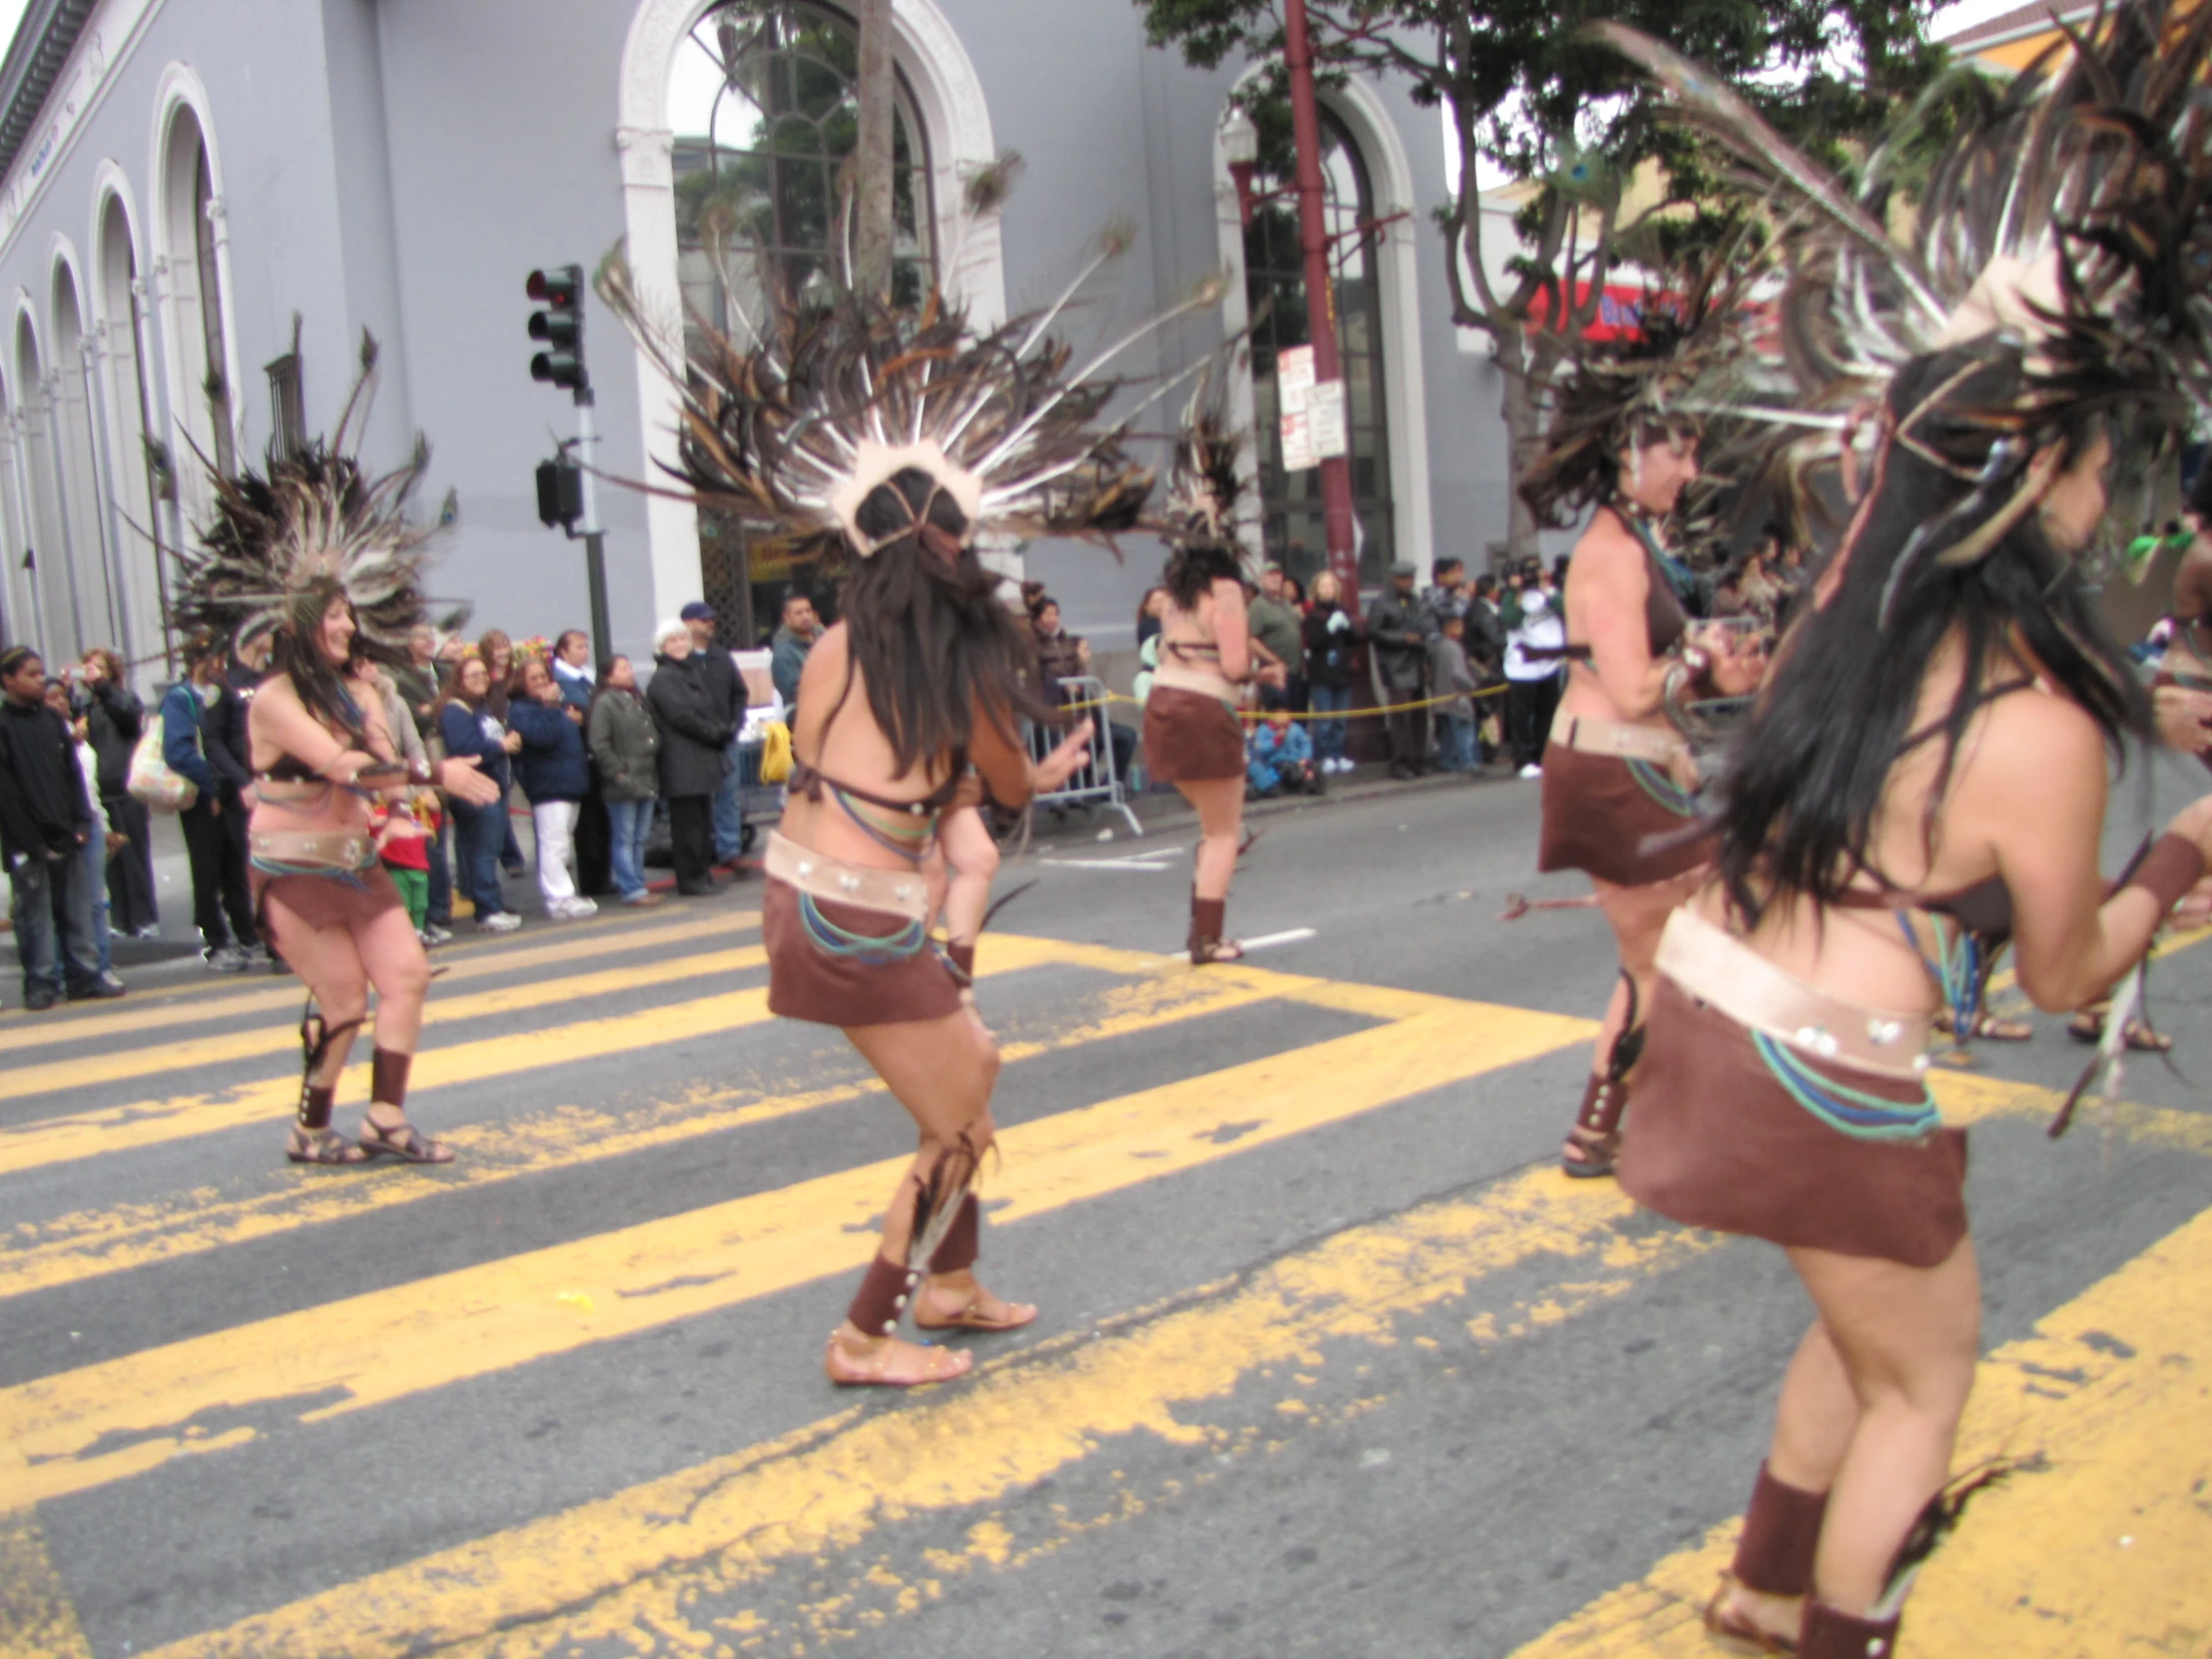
[507,653,597,920]
[1246,709,1320,798]
[163,633,263,967]
[437,652,521,932]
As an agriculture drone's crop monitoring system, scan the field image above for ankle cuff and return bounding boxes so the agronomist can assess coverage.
[370,1047,412,1108]
[297,1084,337,1131]
[928,1194,980,1274]
[1732,1460,1829,1596]
[846,1254,921,1338]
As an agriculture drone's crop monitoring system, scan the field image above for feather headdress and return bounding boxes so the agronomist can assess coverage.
[596,173,1224,565]
[1592,1,2212,603]
[1156,357,1250,562]
[168,331,448,665]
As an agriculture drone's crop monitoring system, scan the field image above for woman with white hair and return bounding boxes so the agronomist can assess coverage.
[645,615,736,898]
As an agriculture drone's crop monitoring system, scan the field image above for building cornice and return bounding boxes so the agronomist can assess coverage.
[0,0,98,184]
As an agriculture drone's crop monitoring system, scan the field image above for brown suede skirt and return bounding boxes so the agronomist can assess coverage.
[1143,685,1246,783]
[764,875,961,1028]
[1537,746,1712,886]
[1618,976,1969,1269]
[254,863,406,941]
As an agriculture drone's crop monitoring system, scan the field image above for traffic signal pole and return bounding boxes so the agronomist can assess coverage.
[574,391,613,674]
[1285,0,1362,610]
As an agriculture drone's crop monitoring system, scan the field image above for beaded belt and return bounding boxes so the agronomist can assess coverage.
[248,830,378,876]
[1549,708,1687,765]
[765,831,930,923]
[1657,907,1935,1079]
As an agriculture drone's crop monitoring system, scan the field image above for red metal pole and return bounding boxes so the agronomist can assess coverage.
[1284,0,1362,615]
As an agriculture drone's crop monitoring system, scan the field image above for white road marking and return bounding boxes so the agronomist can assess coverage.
[1158,926,1319,955]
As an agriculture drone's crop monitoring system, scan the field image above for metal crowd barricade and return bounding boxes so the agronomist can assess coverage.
[1024,675,1142,837]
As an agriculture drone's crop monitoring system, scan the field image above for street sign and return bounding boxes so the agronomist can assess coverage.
[1279,344,1317,471]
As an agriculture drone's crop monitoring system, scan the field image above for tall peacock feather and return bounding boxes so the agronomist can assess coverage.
[168,330,453,667]
[595,161,1224,569]
[1591,1,2212,610]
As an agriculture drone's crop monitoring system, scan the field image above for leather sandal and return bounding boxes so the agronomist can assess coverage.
[1705,1575,1799,1655]
[824,1328,975,1387]
[2068,1008,2172,1051]
[358,1114,456,1165]
[286,1128,372,1167]
[913,1278,1038,1333]
[1560,1124,1619,1179]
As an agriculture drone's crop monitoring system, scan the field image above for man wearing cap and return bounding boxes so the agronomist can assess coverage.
[682,601,750,873]
[771,591,821,715]
[1367,561,1435,780]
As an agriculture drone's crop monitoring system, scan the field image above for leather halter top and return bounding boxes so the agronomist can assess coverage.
[1542,507,1690,665]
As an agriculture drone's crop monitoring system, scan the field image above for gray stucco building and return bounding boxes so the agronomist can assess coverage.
[0,0,1508,687]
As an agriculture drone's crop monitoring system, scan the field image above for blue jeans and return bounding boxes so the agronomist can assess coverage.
[80,831,113,975]
[11,849,99,994]
[1308,685,1352,762]
[607,797,654,899]
[450,794,510,917]
[425,819,452,925]
[711,739,746,861]
[1437,714,1477,772]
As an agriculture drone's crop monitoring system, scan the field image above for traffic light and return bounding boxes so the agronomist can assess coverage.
[526,265,587,394]
[536,451,584,534]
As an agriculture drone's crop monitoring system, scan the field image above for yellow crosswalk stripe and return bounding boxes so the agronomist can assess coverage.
[0,1509,94,1659]
[0,968,1281,1300]
[0,997,1596,1510]
[0,933,1051,1180]
[1505,1196,2212,1658]
[138,1161,1697,1659]
[0,910,757,1057]
[0,943,776,1102]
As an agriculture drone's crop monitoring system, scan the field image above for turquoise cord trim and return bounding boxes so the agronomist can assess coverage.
[798,890,926,963]
[1898,912,1979,1031]
[1753,1030,1941,1142]
[1627,757,1697,818]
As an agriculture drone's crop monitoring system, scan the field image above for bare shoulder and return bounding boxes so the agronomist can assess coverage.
[1568,509,1645,580]
[1961,674,2109,811]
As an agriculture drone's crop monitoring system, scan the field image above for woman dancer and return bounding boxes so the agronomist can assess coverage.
[1596,12,2212,1652]
[1143,381,1258,963]
[598,209,1201,1384]
[1519,313,1761,1177]
[169,362,503,1164]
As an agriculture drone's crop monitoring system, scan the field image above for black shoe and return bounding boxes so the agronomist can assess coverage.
[1387,763,1418,781]
[676,881,726,897]
[67,978,127,1001]
[24,985,58,1011]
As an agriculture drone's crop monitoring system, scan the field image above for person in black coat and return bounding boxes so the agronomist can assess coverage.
[0,646,108,1007]
[679,601,749,865]
[646,619,735,896]
[74,647,160,934]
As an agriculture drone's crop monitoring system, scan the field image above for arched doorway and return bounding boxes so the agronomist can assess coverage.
[51,258,124,652]
[14,309,79,654]
[96,188,172,674]
[668,0,936,646]
[156,94,237,528]
[1242,109,1396,591]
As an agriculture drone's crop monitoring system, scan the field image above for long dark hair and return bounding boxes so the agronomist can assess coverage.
[1717,349,2149,924]
[271,579,374,748]
[1163,543,1243,609]
[834,466,1050,777]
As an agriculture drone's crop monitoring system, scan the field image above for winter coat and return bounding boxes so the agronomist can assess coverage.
[438,697,513,794]
[1462,599,1507,679]
[552,659,595,715]
[80,680,145,796]
[693,638,748,743]
[160,681,225,806]
[1428,635,1479,721]
[507,698,591,805]
[770,627,812,712]
[646,653,735,799]
[0,697,92,862]
[1365,588,1433,692]
[1301,603,1363,691]
[587,687,661,801]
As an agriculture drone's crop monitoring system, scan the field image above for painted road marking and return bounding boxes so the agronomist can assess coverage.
[0,910,759,1058]
[0,934,1069,1179]
[135,1163,1702,1659]
[0,969,1284,1300]
[0,943,774,1103]
[0,1509,93,1659]
[0,998,1596,1509]
[1505,1197,2212,1658]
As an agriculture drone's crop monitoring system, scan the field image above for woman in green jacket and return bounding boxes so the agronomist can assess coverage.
[587,655,662,906]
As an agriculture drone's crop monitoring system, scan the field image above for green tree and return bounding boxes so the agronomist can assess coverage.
[1136,0,1947,558]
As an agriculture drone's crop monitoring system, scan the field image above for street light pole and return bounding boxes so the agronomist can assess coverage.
[1284,0,1361,613]
[574,389,613,675]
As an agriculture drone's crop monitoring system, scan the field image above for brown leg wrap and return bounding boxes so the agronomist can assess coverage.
[1575,1071,1629,1139]
[946,939,976,984]
[1190,895,1228,963]
[370,1047,412,1108]
[846,1253,922,1339]
[929,1194,980,1274]
[298,1085,338,1131]
[1732,1461,1830,1596]
[1798,1600,1902,1659]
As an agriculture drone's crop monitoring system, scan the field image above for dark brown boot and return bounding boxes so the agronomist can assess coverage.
[1189,895,1242,964]
[1797,1600,1902,1659]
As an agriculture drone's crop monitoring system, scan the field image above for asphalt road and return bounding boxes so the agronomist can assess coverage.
[2,765,2208,1658]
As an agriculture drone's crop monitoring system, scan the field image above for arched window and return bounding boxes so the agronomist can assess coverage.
[1243,109,1394,589]
[98,192,171,673]
[668,0,934,641]
[13,312,80,654]
[159,102,235,497]
[51,261,124,651]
